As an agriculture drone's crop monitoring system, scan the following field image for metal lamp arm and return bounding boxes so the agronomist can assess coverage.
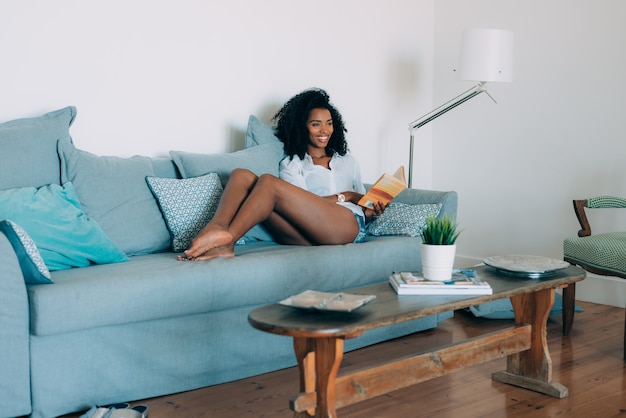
[407,81,490,188]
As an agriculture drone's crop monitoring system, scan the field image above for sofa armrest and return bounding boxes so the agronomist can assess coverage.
[396,188,458,219]
[0,233,32,417]
[365,184,458,220]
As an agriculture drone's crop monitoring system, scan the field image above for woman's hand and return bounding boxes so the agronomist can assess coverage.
[334,192,387,222]
[363,200,387,223]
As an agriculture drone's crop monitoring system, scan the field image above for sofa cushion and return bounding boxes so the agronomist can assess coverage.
[150,157,180,178]
[0,220,53,284]
[30,236,423,336]
[367,202,442,237]
[170,142,285,185]
[0,182,128,271]
[59,140,171,256]
[245,115,280,147]
[0,106,76,190]
[146,173,223,252]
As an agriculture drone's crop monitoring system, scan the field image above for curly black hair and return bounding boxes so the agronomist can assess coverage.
[272,88,348,160]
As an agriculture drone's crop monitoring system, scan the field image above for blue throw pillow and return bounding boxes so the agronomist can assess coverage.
[146,173,224,252]
[245,115,280,147]
[0,220,53,284]
[367,203,442,237]
[58,139,171,256]
[0,106,76,190]
[0,182,128,270]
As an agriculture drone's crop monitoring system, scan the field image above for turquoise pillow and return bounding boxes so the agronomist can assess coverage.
[0,106,76,190]
[0,182,128,270]
[146,173,224,252]
[59,140,171,256]
[245,115,280,147]
[170,142,285,185]
[0,220,53,284]
[367,203,442,237]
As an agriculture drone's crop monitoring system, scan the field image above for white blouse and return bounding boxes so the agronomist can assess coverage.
[279,153,366,218]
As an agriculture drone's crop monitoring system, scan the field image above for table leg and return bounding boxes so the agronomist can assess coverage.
[294,338,316,417]
[492,288,568,398]
[562,282,576,335]
[293,337,344,418]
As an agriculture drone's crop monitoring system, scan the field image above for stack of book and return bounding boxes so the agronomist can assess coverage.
[389,269,492,295]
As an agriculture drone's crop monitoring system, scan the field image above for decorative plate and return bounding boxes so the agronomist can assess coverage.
[279,290,376,312]
[483,255,570,278]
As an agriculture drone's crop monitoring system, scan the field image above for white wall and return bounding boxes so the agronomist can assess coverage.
[433,0,626,306]
[0,0,434,184]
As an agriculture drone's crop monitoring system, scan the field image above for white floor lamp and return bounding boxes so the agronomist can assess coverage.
[408,29,514,188]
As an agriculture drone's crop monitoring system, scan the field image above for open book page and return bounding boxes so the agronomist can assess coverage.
[358,166,406,209]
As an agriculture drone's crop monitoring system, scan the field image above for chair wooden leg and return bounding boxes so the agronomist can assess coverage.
[562,283,576,336]
[623,308,625,362]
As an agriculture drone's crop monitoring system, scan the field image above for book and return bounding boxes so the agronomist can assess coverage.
[358,166,406,209]
[389,270,493,295]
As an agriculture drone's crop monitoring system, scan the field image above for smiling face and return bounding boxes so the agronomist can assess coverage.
[306,108,334,155]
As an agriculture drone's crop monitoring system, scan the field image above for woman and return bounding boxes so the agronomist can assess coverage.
[179,88,386,261]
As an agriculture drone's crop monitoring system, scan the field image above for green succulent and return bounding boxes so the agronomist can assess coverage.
[420,215,462,245]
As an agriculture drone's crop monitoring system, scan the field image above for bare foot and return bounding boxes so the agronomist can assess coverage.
[177,244,235,261]
[181,226,233,260]
[191,245,235,261]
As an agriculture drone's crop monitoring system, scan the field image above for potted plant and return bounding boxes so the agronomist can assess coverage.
[420,215,462,280]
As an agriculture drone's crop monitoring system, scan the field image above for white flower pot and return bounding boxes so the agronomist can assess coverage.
[420,243,456,281]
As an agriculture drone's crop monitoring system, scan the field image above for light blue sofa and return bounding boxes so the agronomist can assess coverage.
[0,107,458,418]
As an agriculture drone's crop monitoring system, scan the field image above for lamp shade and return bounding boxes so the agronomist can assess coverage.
[459,29,514,83]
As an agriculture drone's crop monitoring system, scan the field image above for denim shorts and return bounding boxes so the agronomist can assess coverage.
[352,213,367,243]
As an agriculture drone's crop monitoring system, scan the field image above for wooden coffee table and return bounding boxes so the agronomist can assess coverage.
[248,265,585,418]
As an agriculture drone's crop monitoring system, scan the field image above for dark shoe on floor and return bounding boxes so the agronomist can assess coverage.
[132,405,149,418]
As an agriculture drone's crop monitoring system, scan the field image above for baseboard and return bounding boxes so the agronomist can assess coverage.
[575,273,626,308]
[455,255,626,308]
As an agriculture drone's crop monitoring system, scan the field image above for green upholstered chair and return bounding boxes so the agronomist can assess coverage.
[563,196,626,361]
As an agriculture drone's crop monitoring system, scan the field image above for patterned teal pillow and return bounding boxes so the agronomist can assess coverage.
[0,220,52,284]
[146,173,223,252]
[366,203,442,237]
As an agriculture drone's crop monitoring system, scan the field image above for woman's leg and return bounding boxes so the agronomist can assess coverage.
[210,168,258,227]
[183,173,360,260]
[212,170,312,245]
[178,168,259,260]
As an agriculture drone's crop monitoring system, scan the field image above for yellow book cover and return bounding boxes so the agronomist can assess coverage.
[358,166,406,209]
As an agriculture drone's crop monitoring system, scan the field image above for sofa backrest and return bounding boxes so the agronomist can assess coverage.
[1,108,458,264]
[0,106,76,191]
[151,157,181,179]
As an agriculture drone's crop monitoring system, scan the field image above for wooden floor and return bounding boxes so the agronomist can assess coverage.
[63,301,625,418]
